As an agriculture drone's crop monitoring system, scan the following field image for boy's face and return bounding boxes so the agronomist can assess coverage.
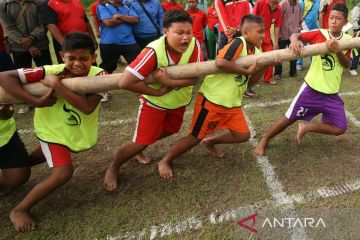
[164,22,193,54]
[242,22,265,49]
[60,49,97,77]
[187,0,198,10]
[328,10,347,34]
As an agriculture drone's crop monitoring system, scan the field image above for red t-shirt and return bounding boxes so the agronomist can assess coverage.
[299,29,351,57]
[0,23,6,52]
[126,39,203,80]
[215,0,250,34]
[322,0,346,29]
[252,0,282,43]
[48,0,88,35]
[207,6,219,30]
[89,1,100,16]
[186,9,207,43]
[161,1,184,12]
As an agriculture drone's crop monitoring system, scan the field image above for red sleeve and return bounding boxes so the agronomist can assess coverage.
[273,6,282,28]
[189,39,204,63]
[126,48,157,80]
[299,30,327,44]
[252,0,261,15]
[17,67,45,84]
[202,11,207,28]
[89,2,98,16]
[215,0,230,33]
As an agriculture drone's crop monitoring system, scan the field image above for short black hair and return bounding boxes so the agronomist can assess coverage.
[163,10,193,28]
[62,32,96,54]
[240,14,264,28]
[331,3,348,19]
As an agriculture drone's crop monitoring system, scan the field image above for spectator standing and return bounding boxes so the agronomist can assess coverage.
[0,22,14,72]
[215,0,250,51]
[97,0,141,74]
[253,0,282,85]
[296,0,320,71]
[350,3,360,76]
[186,0,208,60]
[0,0,52,113]
[40,0,97,64]
[89,0,105,38]
[161,0,184,12]
[319,0,345,29]
[274,0,301,79]
[124,0,163,49]
[206,0,219,60]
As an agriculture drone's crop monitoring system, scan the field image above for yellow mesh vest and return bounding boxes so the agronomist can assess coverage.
[34,64,104,152]
[200,37,261,108]
[305,29,352,94]
[0,118,16,147]
[142,36,196,109]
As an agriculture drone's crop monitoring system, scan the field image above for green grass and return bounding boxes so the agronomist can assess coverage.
[2,59,360,239]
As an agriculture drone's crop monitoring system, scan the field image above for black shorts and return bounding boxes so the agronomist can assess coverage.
[0,131,29,169]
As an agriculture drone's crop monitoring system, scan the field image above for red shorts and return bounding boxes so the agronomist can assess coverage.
[132,97,186,145]
[190,94,249,139]
[39,140,72,168]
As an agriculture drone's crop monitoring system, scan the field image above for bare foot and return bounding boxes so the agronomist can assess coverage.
[103,167,119,191]
[10,209,36,232]
[201,139,224,158]
[135,153,151,165]
[254,138,267,157]
[158,160,173,179]
[296,122,306,144]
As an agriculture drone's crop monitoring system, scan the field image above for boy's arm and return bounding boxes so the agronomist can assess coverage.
[115,14,139,24]
[289,33,303,55]
[47,24,64,45]
[118,70,171,96]
[326,39,351,69]
[152,68,198,87]
[215,57,258,76]
[247,68,264,88]
[42,75,102,114]
[0,70,55,107]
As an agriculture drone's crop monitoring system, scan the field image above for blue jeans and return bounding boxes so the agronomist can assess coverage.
[350,48,360,70]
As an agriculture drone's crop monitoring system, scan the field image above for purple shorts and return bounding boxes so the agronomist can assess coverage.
[285,82,346,130]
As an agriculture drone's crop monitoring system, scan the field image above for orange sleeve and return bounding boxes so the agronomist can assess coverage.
[217,38,244,61]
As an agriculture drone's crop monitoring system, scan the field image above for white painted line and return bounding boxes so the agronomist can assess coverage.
[244,112,309,240]
[345,110,360,128]
[104,177,360,240]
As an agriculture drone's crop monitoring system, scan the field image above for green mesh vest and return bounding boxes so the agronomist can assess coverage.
[200,37,261,108]
[0,118,16,147]
[34,64,104,152]
[143,36,196,109]
[305,29,352,94]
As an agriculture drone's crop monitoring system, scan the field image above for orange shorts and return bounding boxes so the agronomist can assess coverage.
[190,94,249,139]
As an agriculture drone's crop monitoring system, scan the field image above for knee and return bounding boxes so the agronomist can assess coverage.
[2,168,31,187]
[52,165,74,184]
[233,131,251,142]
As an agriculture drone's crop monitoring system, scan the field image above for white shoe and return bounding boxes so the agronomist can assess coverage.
[350,70,358,76]
[17,105,32,114]
[101,92,111,102]
[296,64,303,71]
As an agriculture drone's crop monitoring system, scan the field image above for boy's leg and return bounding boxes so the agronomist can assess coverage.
[158,134,201,179]
[0,132,31,187]
[10,142,74,232]
[104,142,148,190]
[254,116,295,157]
[295,122,345,144]
[202,130,250,158]
[0,168,30,187]
[10,164,74,232]
[99,44,122,74]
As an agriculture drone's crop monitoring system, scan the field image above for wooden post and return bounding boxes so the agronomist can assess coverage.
[1,37,359,104]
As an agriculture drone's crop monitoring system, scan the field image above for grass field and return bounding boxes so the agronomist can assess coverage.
[1,60,360,240]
